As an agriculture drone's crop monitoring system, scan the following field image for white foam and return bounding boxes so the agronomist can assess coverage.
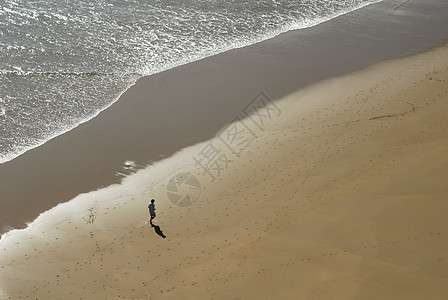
[51,12,68,21]
[0,78,138,165]
[138,1,382,77]
[123,160,136,170]
[0,0,380,166]
[3,7,38,20]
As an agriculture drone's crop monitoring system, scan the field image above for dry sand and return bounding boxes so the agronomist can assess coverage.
[1,42,447,299]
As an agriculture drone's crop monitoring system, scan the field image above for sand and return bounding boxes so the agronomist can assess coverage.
[2,0,448,233]
[1,40,447,299]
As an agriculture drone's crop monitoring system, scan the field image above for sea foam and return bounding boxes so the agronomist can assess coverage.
[0,0,380,164]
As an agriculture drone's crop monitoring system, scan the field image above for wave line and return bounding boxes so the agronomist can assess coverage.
[1,71,141,77]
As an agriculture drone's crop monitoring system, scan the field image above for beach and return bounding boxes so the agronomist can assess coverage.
[1,0,448,298]
[2,0,448,233]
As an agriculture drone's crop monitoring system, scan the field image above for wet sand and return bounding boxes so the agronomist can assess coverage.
[1,39,448,299]
[1,0,448,233]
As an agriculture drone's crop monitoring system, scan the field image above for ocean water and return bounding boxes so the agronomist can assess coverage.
[0,0,379,164]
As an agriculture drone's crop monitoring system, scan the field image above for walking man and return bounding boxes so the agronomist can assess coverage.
[148,199,156,222]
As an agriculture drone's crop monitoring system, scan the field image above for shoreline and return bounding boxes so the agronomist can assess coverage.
[0,0,378,167]
[1,40,447,298]
[2,0,448,234]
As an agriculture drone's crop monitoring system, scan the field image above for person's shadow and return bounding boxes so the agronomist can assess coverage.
[150,221,166,238]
